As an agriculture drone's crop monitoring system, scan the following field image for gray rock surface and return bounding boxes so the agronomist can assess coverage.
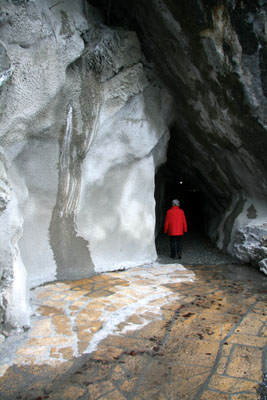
[233,223,267,274]
[0,0,172,328]
[259,259,267,275]
[0,42,11,87]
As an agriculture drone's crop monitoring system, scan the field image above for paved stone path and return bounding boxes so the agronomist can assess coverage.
[0,263,266,399]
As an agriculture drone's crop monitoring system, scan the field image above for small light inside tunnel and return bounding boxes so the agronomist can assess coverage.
[179,181,183,184]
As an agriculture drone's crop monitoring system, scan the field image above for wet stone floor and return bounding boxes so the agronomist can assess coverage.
[0,263,266,400]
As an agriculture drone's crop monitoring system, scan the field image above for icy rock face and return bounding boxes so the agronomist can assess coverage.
[233,223,267,274]
[0,1,171,328]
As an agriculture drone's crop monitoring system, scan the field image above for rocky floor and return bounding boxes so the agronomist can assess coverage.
[156,231,237,265]
[0,236,266,399]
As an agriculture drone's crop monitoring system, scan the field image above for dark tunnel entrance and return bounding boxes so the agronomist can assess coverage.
[153,121,236,265]
[164,178,204,232]
[155,165,205,237]
[154,163,234,265]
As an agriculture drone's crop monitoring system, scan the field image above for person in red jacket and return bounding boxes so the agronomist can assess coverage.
[164,199,187,259]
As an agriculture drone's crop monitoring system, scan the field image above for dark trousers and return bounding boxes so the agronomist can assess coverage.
[169,235,183,258]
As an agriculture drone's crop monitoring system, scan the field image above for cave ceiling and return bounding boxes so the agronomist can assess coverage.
[88,0,267,215]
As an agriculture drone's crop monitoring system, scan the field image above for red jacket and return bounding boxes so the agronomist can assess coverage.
[164,206,187,236]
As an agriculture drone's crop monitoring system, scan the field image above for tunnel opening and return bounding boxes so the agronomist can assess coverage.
[155,164,205,236]
[155,163,209,262]
[154,126,236,265]
[155,124,209,244]
[154,163,235,265]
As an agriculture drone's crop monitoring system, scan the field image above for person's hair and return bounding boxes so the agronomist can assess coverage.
[172,199,180,206]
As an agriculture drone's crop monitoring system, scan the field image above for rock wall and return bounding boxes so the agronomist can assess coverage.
[0,0,172,328]
[104,0,267,260]
[233,222,267,275]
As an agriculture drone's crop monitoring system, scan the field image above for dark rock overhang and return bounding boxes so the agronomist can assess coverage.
[87,0,267,249]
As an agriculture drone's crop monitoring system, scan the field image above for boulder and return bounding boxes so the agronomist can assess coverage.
[259,259,267,275]
[233,223,267,274]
